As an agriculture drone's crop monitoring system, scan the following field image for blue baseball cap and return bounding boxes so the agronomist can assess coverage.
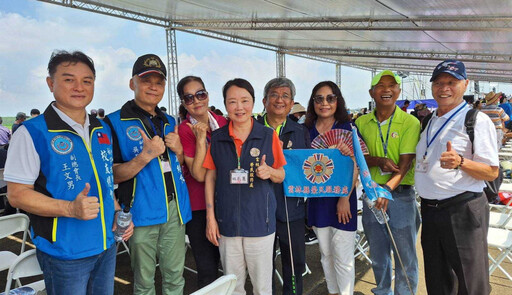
[430,59,467,82]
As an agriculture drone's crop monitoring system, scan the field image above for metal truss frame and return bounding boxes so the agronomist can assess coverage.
[335,64,341,88]
[37,0,512,83]
[276,51,286,77]
[166,28,180,116]
[170,16,512,32]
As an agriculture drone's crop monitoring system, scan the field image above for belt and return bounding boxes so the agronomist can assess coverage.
[394,185,412,193]
[421,191,480,209]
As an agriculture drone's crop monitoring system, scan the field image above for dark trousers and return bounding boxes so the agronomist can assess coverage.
[421,192,490,295]
[273,219,306,295]
[186,210,220,288]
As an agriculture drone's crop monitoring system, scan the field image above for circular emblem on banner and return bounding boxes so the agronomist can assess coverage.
[126,126,142,141]
[302,153,334,184]
[51,135,73,155]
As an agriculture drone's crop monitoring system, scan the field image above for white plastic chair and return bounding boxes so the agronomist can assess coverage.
[4,249,46,294]
[487,227,512,281]
[0,213,30,272]
[190,274,237,295]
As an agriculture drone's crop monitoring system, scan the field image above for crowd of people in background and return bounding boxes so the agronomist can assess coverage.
[0,51,504,295]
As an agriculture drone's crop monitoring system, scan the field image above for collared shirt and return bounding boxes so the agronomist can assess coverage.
[415,101,499,200]
[4,103,90,184]
[0,125,11,145]
[355,105,420,185]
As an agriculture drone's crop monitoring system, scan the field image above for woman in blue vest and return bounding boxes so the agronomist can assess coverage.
[304,81,362,295]
[203,78,286,295]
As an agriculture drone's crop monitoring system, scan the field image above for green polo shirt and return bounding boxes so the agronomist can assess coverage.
[355,105,420,185]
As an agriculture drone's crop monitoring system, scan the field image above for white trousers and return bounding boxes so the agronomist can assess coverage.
[219,233,275,295]
[313,226,356,295]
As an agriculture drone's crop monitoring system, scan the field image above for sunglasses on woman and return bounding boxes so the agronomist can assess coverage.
[182,90,208,105]
[313,94,337,104]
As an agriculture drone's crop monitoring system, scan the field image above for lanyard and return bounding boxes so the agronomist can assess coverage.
[424,102,467,158]
[147,116,165,138]
[263,114,286,136]
[377,112,395,158]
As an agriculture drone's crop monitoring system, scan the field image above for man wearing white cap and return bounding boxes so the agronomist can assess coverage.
[416,59,498,294]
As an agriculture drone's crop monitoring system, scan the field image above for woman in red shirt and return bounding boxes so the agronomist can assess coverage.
[177,76,227,289]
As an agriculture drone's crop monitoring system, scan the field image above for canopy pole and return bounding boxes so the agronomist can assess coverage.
[166,27,180,116]
[276,51,286,77]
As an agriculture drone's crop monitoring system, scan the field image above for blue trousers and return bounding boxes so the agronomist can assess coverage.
[362,187,420,295]
[36,244,116,295]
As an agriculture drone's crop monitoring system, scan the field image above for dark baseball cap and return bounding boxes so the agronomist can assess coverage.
[132,54,167,79]
[430,59,467,82]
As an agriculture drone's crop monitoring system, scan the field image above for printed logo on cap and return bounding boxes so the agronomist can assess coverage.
[126,126,142,141]
[51,135,73,155]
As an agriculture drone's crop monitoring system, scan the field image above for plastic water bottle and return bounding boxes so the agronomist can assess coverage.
[363,193,389,224]
[114,207,132,242]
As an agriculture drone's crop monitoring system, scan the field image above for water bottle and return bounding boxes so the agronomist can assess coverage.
[363,193,389,224]
[114,207,132,242]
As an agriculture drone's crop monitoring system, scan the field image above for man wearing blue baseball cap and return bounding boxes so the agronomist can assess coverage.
[415,59,499,294]
[356,70,421,295]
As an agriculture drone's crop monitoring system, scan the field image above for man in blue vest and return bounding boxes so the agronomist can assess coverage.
[256,77,310,295]
[5,50,132,295]
[105,54,192,295]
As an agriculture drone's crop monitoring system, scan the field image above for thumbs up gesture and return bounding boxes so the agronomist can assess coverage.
[140,128,165,161]
[439,141,462,169]
[68,183,100,220]
[165,125,184,155]
[256,154,272,180]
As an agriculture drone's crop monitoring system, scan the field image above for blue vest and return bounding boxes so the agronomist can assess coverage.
[256,117,311,222]
[107,110,191,226]
[24,105,115,260]
[210,122,276,237]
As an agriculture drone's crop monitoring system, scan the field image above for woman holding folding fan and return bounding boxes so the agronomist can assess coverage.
[304,81,366,295]
[177,76,227,289]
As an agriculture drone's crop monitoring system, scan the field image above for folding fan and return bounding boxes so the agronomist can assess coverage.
[311,129,369,154]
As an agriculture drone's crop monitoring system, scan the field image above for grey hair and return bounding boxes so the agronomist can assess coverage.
[263,77,296,99]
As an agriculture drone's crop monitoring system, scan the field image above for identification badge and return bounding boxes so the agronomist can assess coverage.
[230,169,249,184]
[415,160,428,173]
[161,160,172,173]
[379,168,392,175]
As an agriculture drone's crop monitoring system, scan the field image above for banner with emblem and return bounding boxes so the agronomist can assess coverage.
[283,149,354,198]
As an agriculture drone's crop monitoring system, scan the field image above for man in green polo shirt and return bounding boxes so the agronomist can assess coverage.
[355,70,420,295]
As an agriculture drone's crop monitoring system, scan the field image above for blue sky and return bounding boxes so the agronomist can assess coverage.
[1,0,511,117]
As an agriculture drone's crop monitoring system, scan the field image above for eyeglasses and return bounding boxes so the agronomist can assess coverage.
[181,90,208,105]
[313,94,337,104]
[268,92,292,101]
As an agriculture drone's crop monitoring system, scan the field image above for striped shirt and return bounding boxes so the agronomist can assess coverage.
[481,104,509,129]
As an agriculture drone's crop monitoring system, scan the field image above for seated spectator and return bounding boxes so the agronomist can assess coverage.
[482,91,509,149]
[0,117,11,146]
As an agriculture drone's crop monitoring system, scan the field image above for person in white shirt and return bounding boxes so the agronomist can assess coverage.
[415,59,499,295]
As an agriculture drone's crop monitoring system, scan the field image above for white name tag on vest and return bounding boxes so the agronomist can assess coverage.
[161,160,172,173]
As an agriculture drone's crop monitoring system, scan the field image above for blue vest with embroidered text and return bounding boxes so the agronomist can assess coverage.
[107,111,191,226]
[24,113,115,260]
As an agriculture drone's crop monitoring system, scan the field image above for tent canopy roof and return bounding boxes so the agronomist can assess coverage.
[42,0,512,82]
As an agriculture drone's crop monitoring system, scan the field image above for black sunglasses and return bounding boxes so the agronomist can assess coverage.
[313,94,337,104]
[182,90,208,105]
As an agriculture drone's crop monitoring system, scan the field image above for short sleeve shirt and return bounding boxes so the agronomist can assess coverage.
[415,101,499,200]
[355,105,420,185]
[203,120,286,170]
